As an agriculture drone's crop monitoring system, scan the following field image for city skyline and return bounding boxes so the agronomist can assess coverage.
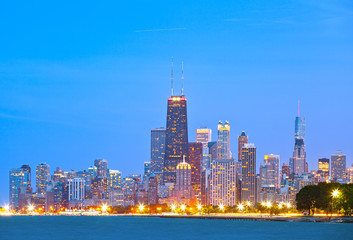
[1,0,353,204]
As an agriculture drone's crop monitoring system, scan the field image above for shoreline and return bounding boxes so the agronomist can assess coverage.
[2,213,353,223]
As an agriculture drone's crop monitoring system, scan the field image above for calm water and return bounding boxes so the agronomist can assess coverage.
[0,216,351,240]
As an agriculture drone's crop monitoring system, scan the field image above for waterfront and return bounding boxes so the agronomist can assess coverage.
[0,216,351,240]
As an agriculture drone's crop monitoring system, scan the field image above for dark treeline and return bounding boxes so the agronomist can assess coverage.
[296,183,353,215]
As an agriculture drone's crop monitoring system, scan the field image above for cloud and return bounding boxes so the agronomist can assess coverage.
[134,27,186,33]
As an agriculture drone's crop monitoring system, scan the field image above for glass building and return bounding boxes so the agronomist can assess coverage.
[36,163,50,195]
[163,96,188,184]
[150,127,166,174]
[241,143,256,204]
[331,151,346,182]
[217,121,231,159]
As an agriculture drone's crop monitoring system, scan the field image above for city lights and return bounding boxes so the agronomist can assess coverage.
[101,204,108,212]
[238,204,244,211]
[4,205,10,212]
[332,189,340,197]
[27,205,34,212]
[219,204,224,211]
[180,205,186,211]
[197,204,202,211]
[246,202,251,207]
[139,204,144,212]
[171,204,176,211]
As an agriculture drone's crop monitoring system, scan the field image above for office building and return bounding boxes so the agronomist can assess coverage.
[238,131,248,161]
[143,162,151,181]
[196,127,212,171]
[264,154,280,189]
[9,168,27,209]
[108,170,122,188]
[151,127,166,174]
[36,163,50,195]
[331,151,346,182]
[170,157,193,204]
[94,159,108,178]
[210,159,237,206]
[163,95,188,184]
[188,142,202,199]
[318,158,330,181]
[217,121,231,159]
[241,143,256,204]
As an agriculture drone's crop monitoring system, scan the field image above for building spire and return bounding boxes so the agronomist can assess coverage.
[183,155,186,163]
[171,56,174,96]
[181,61,184,96]
[298,100,300,117]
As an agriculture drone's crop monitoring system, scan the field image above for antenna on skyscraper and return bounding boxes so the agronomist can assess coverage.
[171,56,174,96]
[181,61,184,96]
[298,100,300,117]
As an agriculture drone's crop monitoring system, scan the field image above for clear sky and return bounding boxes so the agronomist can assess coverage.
[1,0,352,203]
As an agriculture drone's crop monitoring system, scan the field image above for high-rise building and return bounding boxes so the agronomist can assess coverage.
[263,154,280,189]
[147,173,158,205]
[170,157,193,204]
[188,142,202,199]
[68,178,85,201]
[143,162,151,181]
[238,131,248,162]
[210,159,237,206]
[151,127,166,174]
[208,141,218,161]
[20,165,32,192]
[318,158,330,181]
[281,163,290,180]
[51,167,65,183]
[241,143,256,204]
[91,177,108,199]
[196,127,212,170]
[36,163,50,195]
[108,170,122,188]
[290,106,307,175]
[94,159,108,178]
[9,168,28,209]
[217,121,231,159]
[331,151,346,182]
[347,165,353,184]
[163,95,188,184]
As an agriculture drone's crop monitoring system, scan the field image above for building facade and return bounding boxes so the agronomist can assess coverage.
[36,163,50,196]
[217,121,231,159]
[331,151,346,182]
[241,143,256,204]
[151,127,166,174]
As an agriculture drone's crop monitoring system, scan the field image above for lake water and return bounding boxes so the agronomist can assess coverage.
[0,216,351,240]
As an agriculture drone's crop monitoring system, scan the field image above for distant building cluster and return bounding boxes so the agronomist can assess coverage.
[9,78,352,211]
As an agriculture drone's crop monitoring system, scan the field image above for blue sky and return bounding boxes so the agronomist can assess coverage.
[1,0,352,203]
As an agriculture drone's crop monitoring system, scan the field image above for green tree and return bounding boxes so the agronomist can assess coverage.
[296,185,319,215]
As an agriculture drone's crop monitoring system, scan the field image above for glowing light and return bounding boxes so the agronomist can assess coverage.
[28,205,34,212]
[181,205,186,211]
[197,204,202,210]
[171,204,176,211]
[219,204,224,210]
[332,189,340,197]
[101,204,108,212]
[4,205,10,212]
[139,204,144,212]
[261,202,266,207]
[266,202,272,208]
[238,204,244,211]
[278,204,282,209]
[286,203,291,208]
[246,202,251,207]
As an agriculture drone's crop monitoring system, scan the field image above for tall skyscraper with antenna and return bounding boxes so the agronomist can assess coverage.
[163,58,189,184]
[290,101,307,175]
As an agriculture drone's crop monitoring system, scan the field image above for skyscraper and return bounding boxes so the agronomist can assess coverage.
[170,157,193,204]
[210,159,237,206]
[290,107,307,175]
[20,164,32,192]
[94,159,108,178]
[9,168,27,209]
[217,121,231,159]
[238,131,248,161]
[36,163,50,195]
[108,169,122,188]
[263,154,280,189]
[318,158,330,181]
[188,142,203,199]
[143,162,151,181]
[331,151,346,182]
[347,165,353,184]
[196,127,212,170]
[241,143,256,204]
[163,95,188,184]
[68,178,85,201]
[151,127,166,174]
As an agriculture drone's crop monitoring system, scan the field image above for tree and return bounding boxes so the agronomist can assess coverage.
[296,185,319,215]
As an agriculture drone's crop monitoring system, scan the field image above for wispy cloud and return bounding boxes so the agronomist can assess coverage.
[134,27,186,33]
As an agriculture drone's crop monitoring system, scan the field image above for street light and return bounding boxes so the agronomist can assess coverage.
[28,205,34,212]
[180,205,186,211]
[101,204,108,213]
[332,189,340,197]
[246,202,251,207]
[171,204,176,211]
[238,204,244,211]
[197,204,202,211]
[4,205,10,212]
[219,204,224,211]
[138,204,144,213]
